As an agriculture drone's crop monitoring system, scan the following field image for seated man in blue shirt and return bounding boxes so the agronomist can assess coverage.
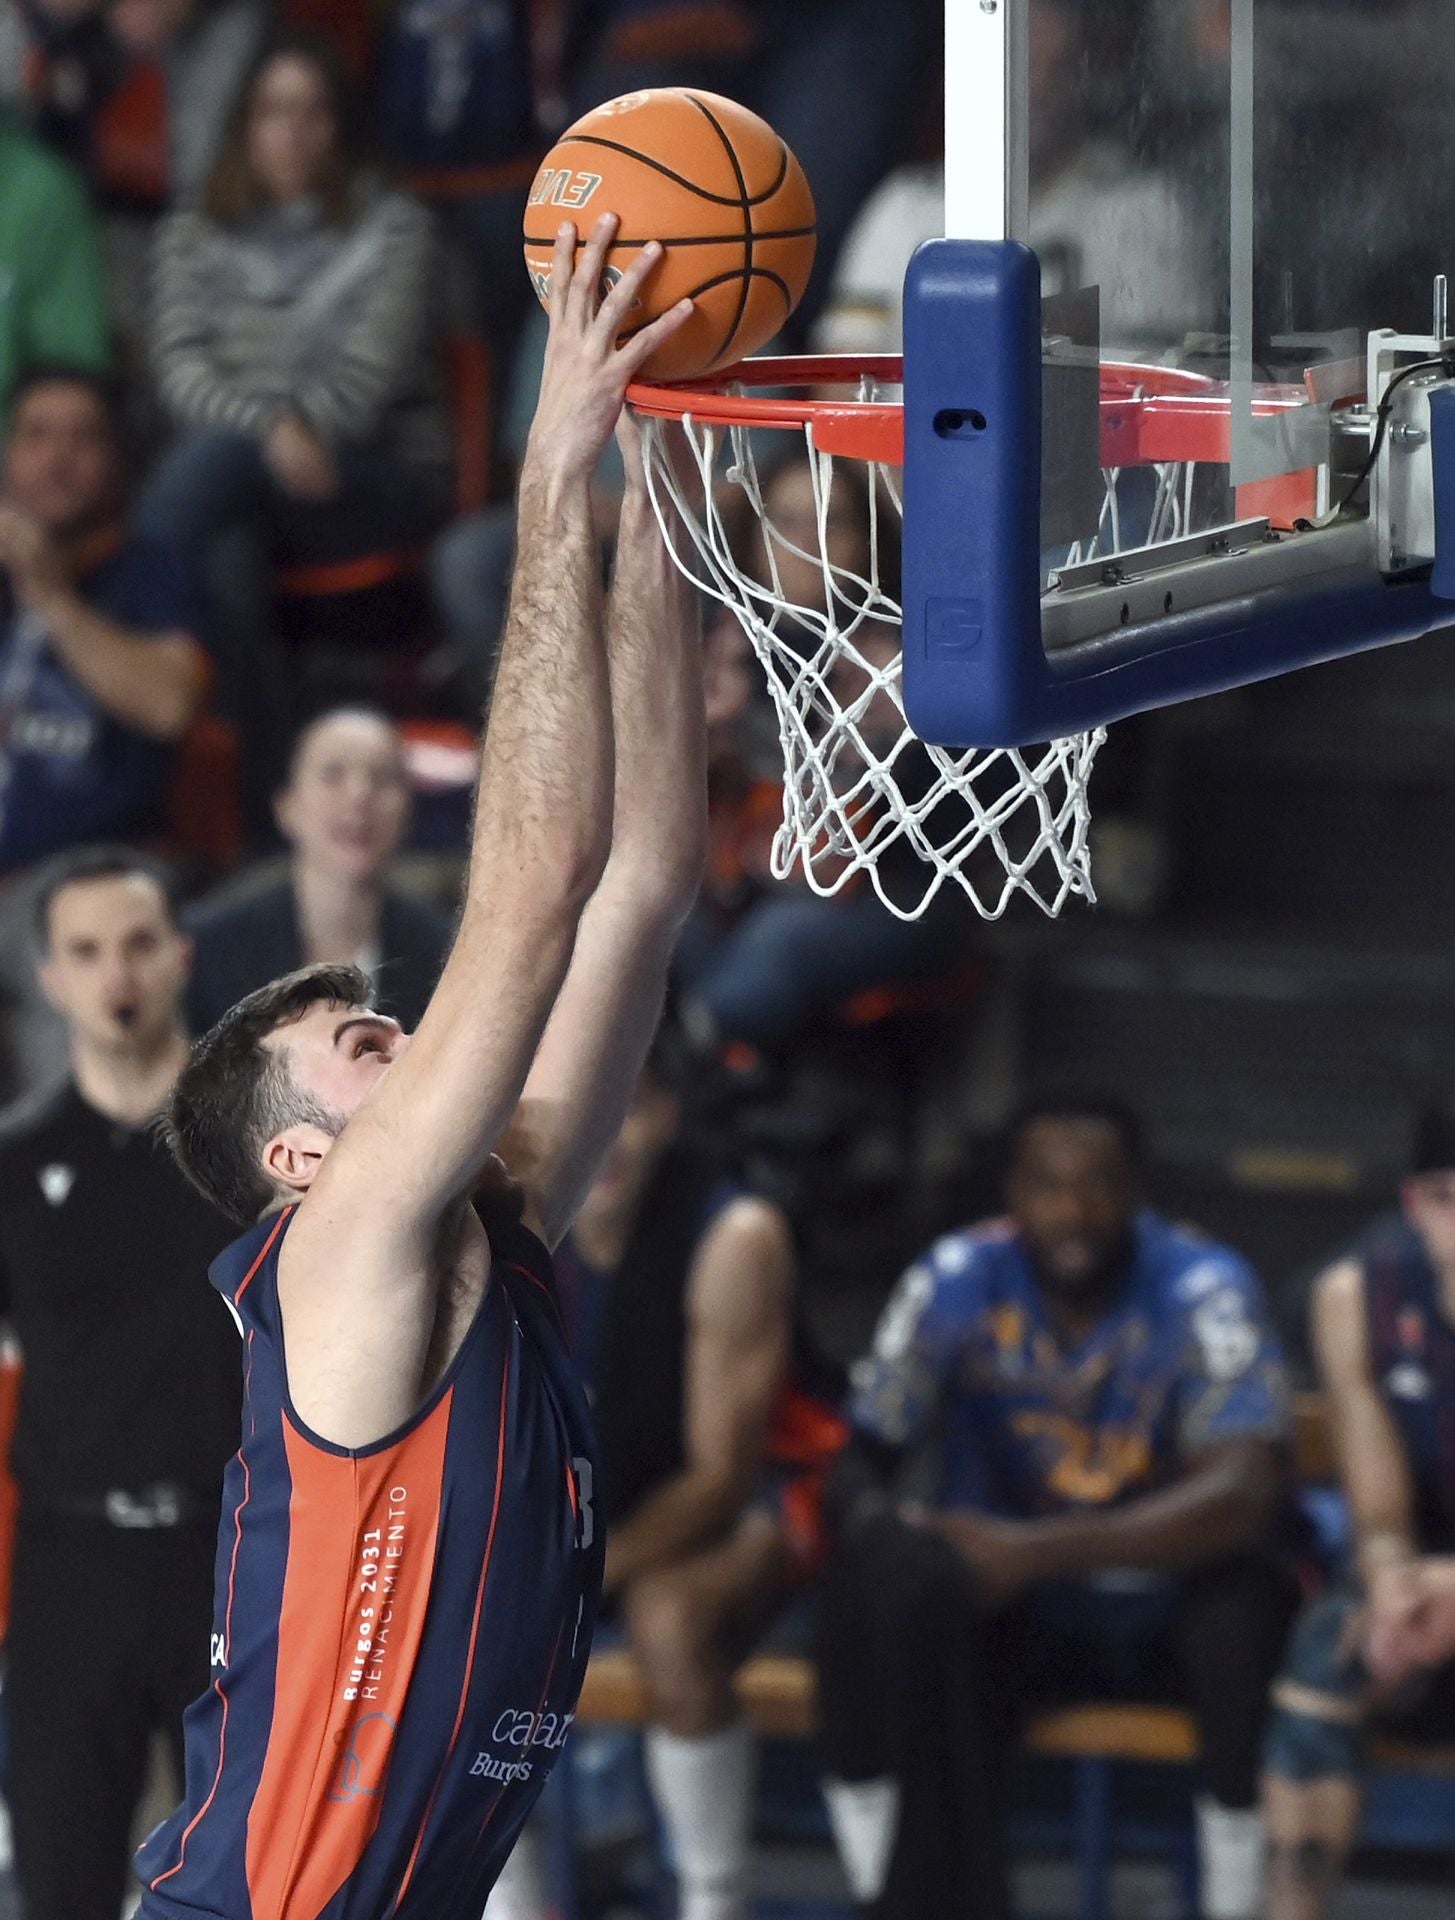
[816,1098,1295,1920]
[0,363,212,876]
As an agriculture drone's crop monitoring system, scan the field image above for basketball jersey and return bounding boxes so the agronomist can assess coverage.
[136,1201,601,1920]
[849,1210,1288,1514]
[1359,1215,1455,1553]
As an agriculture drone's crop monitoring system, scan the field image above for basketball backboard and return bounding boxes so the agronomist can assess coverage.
[902,0,1455,747]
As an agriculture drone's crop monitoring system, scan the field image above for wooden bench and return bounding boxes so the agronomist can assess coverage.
[574,1647,1455,1920]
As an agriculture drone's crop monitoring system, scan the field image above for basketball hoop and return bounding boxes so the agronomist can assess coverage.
[627,354,1312,921]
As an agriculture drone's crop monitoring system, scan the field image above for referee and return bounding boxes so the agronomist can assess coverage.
[0,846,238,1920]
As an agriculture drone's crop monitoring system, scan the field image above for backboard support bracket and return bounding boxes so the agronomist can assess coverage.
[901,238,1455,750]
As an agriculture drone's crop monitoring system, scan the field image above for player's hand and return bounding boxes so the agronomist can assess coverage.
[913,1507,1041,1611]
[1366,1558,1455,1687]
[526,214,693,485]
[264,410,339,502]
[0,503,67,607]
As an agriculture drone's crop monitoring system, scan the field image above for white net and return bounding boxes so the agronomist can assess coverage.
[635,394,1106,922]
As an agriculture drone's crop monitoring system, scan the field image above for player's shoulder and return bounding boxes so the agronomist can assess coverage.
[918,1218,1015,1291]
[1141,1212,1260,1308]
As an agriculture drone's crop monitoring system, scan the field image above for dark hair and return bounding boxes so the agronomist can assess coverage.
[201,30,363,228]
[1002,1094,1145,1172]
[1411,1098,1455,1177]
[282,704,401,786]
[33,844,179,949]
[164,962,372,1225]
[7,363,127,446]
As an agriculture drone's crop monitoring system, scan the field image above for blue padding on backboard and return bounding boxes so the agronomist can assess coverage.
[901,238,1454,748]
[1430,384,1455,600]
[901,238,1044,746]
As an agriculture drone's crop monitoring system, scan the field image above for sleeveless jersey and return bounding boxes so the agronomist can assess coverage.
[1358,1215,1455,1553]
[136,1202,602,1920]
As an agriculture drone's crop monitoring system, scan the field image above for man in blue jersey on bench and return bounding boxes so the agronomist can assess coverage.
[135,217,703,1918]
[816,1097,1296,1920]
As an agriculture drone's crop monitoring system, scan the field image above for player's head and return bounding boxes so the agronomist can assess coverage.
[1002,1095,1143,1297]
[165,962,406,1224]
[35,846,190,1058]
[1403,1098,1455,1271]
[3,365,126,539]
[276,708,411,885]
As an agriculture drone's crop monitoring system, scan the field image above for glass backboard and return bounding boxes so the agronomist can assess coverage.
[898,0,1455,747]
[950,0,1452,535]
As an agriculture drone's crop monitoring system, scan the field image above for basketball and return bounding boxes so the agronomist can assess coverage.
[522,89,817,383]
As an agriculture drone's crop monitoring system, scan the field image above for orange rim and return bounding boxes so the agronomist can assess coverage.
[627,352,1314,471]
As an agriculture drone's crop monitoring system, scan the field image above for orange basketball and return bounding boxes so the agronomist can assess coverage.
[523,89,816,383]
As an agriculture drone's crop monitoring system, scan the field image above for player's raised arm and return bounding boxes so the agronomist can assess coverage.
[284,220,693,1263]
[507,408,709,1247]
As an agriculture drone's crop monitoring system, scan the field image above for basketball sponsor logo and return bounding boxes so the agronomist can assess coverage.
[528,168,604,212]
[343,1484,411,1703]
[468,1707,575,1783]
[327,1709,397,1803]
[524,260,641,316]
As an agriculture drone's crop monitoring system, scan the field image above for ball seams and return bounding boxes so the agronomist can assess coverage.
[617,265,794,368]
[521,227,815,249]
[553,133,799,211]
[684,93,754,365]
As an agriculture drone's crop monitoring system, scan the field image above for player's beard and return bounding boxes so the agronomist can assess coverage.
[1032,1223,1137,1308]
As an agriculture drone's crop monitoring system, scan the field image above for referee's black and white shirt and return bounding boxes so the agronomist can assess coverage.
[0,1081,239,1515]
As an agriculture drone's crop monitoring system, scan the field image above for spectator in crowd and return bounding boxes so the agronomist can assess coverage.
[0,108,111,403]
[377,0,543,410]
[104,0,268,205]
[0,361,209,1093]
[815,0,1212,359]
[185,706,452,1036]
[0,363,209,874]
[568,0,938,341]
[816,1098,1294,1920]
[136,30,451,790]
[0,0,120,176]
[0,845,239,1920]
[489,1031,839,1920]
[1263,1099,1455,1920]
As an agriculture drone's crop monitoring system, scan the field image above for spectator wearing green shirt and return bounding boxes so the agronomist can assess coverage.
[0,109,111,407]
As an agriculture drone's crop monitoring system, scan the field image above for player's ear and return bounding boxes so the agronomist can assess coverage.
[262,1124,335,1196]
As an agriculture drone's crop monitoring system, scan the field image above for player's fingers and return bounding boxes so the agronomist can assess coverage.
[547,222,576,325]
[568,212,618,324]
[616,297,695,375]
[596,240,663,336]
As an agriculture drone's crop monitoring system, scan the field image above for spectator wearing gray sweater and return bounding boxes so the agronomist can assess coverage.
[135,31,451,805]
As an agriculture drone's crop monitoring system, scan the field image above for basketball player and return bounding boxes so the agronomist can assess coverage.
[134,215,704,1916]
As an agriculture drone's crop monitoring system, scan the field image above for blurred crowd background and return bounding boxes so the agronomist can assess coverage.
[2,2,1455,1918]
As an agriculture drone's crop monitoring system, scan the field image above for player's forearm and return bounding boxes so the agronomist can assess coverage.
[466,460,615,922]
[1009,1448,1283,1580]
[597,479,707,917]
[603,1467,747,1593]
[35,589,205,740]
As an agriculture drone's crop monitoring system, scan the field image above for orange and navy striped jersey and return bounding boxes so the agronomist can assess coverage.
[136,1202,601,1920]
